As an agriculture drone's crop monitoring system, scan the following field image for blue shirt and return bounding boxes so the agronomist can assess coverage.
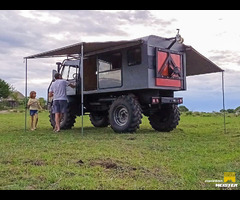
[49,79,69,101]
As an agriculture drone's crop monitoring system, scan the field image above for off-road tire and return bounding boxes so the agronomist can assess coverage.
[148,104,180,132]
[49,104,76,130]
[89,112,109,127]
[109,95,142,133]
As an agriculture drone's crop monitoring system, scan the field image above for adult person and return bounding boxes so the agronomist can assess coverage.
[49,73,75,132]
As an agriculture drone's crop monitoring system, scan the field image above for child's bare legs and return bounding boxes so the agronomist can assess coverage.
[34,114,38,130]
[30,114,38,131]
[30,116,34,131]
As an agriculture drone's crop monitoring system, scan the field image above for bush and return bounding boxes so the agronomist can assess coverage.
[185,111,193,116]
[179,105,189,112]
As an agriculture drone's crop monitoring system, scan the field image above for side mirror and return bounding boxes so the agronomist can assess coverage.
[52,69,57,81]
[56,62,62,72]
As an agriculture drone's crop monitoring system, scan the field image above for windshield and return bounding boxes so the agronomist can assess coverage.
[61,65,78,80]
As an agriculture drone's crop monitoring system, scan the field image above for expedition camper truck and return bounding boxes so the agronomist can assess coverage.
[25,32,223,133]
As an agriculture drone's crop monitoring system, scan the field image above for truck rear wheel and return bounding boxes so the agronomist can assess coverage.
[49,104,76,130]
[148,104,180,132]
[89,112,109,127]
[109,95,142,133]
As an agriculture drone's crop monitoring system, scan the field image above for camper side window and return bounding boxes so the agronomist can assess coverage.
[127,47,141,66]
[99,60,111,72]
[98,52,122,89]
[98,52,122,72]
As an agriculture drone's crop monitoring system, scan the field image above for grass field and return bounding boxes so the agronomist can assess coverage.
[0,110,240,190]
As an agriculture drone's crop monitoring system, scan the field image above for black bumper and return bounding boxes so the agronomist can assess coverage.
[152,97,183,105]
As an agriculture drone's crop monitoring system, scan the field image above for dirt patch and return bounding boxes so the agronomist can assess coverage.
[89,158,118,169]
[23,159,46,166]
[76,159,84,165]
[126,137,136,140]
[79,158,138,179]
[1,160,12,164]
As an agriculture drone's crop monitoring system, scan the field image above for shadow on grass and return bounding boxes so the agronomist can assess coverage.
[25,124,184,138]
[69,126,182,135]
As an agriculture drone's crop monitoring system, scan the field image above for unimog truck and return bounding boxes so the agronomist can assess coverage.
[27,31,222,133]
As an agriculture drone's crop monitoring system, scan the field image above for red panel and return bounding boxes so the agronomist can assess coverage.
[157,51,168,68]
[157,51,168,76]
[170,53,181,70]
[155,78,181,88]
[156,51,182,88]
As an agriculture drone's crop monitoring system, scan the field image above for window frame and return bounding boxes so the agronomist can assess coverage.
[97,51,123,89]
[127,46,142,66]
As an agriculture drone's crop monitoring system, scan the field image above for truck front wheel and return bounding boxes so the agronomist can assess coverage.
[148,104,180,132]
[49,104,76,130]
[109,95,142,133]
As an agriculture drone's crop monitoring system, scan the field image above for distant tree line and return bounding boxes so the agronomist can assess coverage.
[179,105,240,114]
[179,105,189,112]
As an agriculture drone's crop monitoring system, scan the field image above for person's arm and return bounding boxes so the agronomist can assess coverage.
[66,80,76,88]
[27,99,32,106]
[37,101,43,110]
[49,91,54,97]
[69,83,76,88]
[49,84,54,97]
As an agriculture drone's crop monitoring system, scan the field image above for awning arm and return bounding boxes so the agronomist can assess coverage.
[222,71,226,134]
[80,43,84,135]
[24,58,28,132]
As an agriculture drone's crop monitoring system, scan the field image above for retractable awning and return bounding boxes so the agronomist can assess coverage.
[25,39,143,59]
[25,36,223,76]
[184,46,223,76]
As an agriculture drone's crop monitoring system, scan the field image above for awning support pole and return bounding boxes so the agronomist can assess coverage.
[24,58,28,132]
[80,44,84,135]
[222,71,226,134]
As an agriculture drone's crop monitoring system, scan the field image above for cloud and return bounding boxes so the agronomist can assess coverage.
[0,10,176,57]
[18,10,61,24]
[208,50,240,67]
[115,10,175,26]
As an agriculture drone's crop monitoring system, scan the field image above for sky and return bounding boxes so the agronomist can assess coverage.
[0,10,240,112]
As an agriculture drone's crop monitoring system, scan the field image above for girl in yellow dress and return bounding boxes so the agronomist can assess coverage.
[27,91,42,130]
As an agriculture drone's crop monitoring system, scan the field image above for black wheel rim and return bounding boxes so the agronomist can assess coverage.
[113,105,129,126]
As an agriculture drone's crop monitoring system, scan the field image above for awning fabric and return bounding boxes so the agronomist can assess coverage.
[24,36,223,76]
[25,40,142,59]
[185,46,223,76]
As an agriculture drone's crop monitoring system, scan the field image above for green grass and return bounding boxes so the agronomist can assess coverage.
[0,111,240,190]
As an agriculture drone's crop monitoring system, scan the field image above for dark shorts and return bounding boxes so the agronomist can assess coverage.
[30,110,38,116]
[52,100,68,114]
